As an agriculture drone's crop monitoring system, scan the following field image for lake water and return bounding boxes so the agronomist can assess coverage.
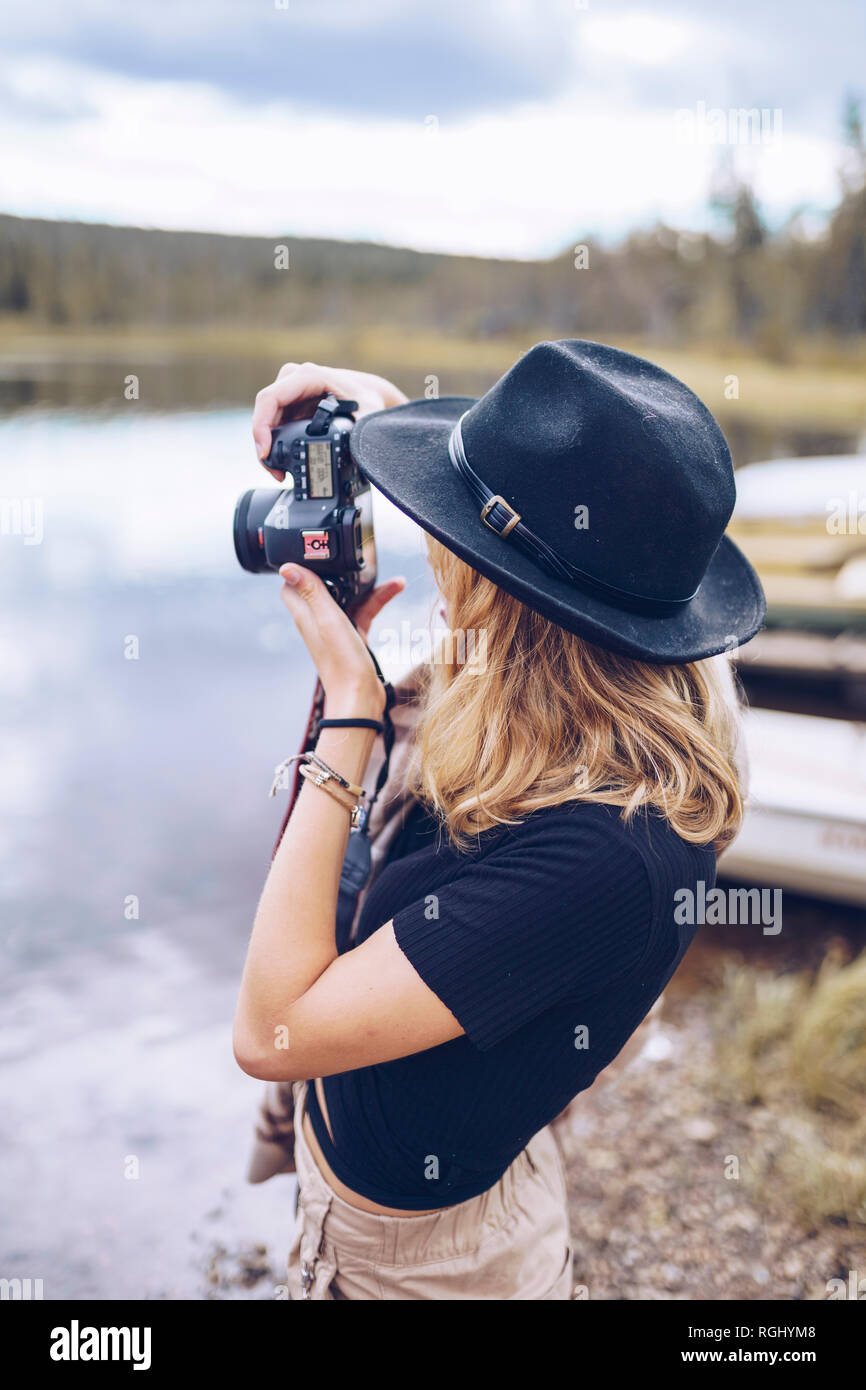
[0,396,439,1299]
[0,368,862,1299]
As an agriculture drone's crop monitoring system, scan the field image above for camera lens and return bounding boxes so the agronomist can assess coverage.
[233,488,281,573]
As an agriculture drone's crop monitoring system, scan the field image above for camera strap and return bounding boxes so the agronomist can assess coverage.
[306,394,359,436]
[270,635,396,953]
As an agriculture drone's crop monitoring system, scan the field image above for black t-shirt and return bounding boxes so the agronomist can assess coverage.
[306,796,714,1209]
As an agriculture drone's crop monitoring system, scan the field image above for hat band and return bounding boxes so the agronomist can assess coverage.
[448,415,699,618]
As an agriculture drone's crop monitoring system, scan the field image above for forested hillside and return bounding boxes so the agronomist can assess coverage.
[0,165,863,355]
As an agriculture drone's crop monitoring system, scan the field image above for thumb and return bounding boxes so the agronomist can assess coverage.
[255,428,285,479]
[351,577,406,635]
[279,563,331,609]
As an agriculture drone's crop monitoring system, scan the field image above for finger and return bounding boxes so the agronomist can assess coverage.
[278,563,341,631]
[253,363,341,437]
[278,583,333,659]
[253,363,391,462]
[351,578,406,634]
[252,363,348,470]
[279,565,365,682]
[251,366,316,462]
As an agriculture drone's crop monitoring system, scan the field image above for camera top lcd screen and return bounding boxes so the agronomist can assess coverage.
[307,442,334,499]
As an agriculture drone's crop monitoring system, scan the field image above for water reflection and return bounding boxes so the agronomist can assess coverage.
[0,358,861,463]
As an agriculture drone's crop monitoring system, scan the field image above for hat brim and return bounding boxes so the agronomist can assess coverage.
[351,396,766,664]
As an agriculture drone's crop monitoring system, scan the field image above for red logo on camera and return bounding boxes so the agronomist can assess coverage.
[303,530,330,559]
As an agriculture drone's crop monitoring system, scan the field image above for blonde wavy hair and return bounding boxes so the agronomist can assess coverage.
[408,537,746,854]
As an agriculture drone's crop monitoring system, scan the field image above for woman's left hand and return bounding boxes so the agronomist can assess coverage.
[278,563,405,716]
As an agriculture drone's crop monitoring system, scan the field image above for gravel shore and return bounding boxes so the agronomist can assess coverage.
[553,990,866,1302]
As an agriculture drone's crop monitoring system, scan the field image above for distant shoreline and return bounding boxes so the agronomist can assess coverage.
[1,322,865,431]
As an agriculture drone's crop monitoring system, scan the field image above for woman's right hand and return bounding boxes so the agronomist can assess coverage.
[252,362,409,481]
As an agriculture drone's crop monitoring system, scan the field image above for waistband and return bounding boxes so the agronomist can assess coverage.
[293,1080,548,1267]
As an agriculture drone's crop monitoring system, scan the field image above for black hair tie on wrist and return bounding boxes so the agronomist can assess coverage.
[273,625,395,957]
[316,717,384,734]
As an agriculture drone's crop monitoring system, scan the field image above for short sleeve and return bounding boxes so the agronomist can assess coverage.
[391,810,654,1052]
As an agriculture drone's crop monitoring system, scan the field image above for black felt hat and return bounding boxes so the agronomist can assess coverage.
[350,339,766,663]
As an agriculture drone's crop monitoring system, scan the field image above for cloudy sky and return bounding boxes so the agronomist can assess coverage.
[0,0,863,257]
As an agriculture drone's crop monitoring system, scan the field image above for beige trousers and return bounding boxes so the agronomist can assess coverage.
[286,1080,574,1301]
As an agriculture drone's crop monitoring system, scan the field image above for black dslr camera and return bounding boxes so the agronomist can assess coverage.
[233,394,377,608]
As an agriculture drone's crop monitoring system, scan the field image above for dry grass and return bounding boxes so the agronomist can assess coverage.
[708,951,866,1230]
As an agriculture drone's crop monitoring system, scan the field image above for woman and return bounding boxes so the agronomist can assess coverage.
[233,340,766,1300]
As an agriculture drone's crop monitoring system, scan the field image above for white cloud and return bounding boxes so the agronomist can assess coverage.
[0,50,847,256]
[580,11,696,67]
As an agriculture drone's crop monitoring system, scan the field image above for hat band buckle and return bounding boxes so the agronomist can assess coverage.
[480,495,521,537]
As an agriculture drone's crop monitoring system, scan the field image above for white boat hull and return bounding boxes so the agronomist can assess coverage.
[719,709,866,907]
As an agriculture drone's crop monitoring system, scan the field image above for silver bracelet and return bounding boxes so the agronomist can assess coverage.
[268,752,367,829]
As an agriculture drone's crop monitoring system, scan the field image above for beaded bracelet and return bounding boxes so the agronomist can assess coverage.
[303,751,365,798]
[300,768,365,828]
[269,750,367,829]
